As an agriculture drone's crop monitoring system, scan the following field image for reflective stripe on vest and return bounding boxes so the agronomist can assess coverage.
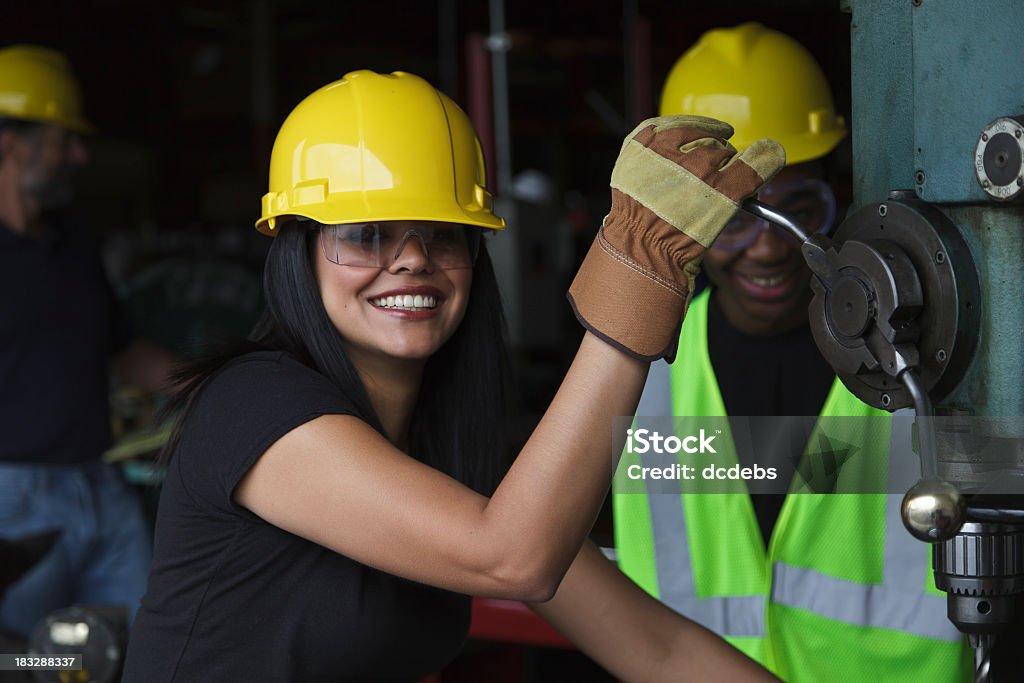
[628,289,960,643]
[643,464,766,637]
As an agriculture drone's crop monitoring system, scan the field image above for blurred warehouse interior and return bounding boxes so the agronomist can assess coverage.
[1,0,851,397]
[4,2,995,680]
[2,0,854,585]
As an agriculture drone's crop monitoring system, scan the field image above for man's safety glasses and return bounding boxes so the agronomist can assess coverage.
[317,221,482,269]
[713,178,837,252]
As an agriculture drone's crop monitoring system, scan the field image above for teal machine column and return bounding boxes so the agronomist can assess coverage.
[834,1,1024,676]
[848,0,1024,420]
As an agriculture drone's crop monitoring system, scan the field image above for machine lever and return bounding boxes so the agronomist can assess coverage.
[741,198,810,244]
[741,200,840,288]
[898,368,939,481]
[742,199,967,543]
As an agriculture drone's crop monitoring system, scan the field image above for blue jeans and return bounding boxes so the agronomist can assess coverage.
[0,460,152,637]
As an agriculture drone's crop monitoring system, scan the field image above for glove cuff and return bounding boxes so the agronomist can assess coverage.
[567,226,691,363]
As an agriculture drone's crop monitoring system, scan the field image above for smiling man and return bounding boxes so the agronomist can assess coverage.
[701,161,836,338]
[613,23,972,683]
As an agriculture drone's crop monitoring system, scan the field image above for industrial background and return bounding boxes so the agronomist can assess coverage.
[5,0,1023,681]
[0,0,853,456]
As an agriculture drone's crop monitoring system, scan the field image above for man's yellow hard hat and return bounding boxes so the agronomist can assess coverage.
[660,23,846,165]
[0,45,91,133]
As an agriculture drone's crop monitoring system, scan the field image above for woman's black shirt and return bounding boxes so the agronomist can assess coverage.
[122,351,470,682]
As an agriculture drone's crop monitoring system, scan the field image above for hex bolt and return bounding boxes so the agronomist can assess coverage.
[982,133,989,142]
[878,204,888,217]
[1017,129,1022,139]
[936,349,947,362]
[881,393,892,407]
[982,179,992,189]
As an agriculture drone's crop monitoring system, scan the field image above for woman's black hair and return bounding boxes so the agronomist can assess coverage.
[159,221,513,495]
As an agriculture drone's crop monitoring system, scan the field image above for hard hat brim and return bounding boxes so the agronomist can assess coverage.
[771,128,847,167]
[255,198,506,237]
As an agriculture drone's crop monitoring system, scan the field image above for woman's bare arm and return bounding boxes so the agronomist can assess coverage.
[529,542,779,683]
[235,332,647,599]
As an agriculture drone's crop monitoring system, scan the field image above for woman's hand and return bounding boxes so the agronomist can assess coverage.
[568,116,785,362]
[530,542,780,683]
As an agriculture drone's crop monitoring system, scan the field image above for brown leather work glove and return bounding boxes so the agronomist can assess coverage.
[567,115,785,362]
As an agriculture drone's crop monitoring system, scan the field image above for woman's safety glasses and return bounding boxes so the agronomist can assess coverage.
[713,178,837,252]
[318,221,482,269]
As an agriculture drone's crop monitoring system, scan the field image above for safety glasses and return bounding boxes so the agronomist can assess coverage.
[713,178,837,252]
[318,221,482,269]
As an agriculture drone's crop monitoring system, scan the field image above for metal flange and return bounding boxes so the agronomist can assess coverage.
[806,199,980,410]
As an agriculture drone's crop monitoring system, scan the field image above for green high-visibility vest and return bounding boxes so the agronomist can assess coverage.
[613,289,971,682]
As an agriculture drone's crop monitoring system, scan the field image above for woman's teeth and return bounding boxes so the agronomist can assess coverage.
[746,274,788,288]
[371,294,438,310]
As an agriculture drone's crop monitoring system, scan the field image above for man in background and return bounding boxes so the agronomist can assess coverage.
[613,23,971,682]
[0,44,175,639]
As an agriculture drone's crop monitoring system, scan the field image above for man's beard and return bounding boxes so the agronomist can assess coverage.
[22,167,75,210]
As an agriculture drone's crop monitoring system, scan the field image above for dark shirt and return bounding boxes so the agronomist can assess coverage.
[122,352,470,683]
[0,215,129,464]
[706,293,835,546]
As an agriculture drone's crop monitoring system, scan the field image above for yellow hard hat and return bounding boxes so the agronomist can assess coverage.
[257,70,504,236]
[660,22,846,165]
[0,45,91,133]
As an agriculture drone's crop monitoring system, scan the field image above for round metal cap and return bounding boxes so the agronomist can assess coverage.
[975,117,1024,200]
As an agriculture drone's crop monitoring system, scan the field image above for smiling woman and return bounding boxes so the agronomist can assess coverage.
[120,69,784,682]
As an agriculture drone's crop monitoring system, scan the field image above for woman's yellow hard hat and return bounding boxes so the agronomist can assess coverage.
[257,70,505,236]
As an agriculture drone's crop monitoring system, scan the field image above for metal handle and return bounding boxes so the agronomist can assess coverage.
[898,368,939,480]
[742,197,968,542]
[741,198,811,244]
